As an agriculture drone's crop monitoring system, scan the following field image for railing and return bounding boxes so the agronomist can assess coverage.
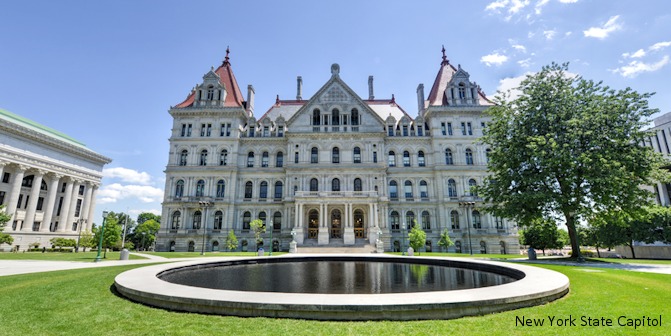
[295,191,378,198]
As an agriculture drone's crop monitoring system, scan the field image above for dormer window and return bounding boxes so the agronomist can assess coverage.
[332,109,340,125]
[207,85,215,100]
[351,109,359,125]
[458,83,466,99]
[313,109,320,126]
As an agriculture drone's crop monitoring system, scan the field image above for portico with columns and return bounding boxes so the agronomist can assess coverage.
[0,108,110,251]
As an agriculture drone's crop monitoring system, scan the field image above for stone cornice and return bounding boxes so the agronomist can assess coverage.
[0,148,104,182]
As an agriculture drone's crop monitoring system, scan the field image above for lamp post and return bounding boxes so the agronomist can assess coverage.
[95,211,109,262]
[268,221,273,256]
[140,232,146,251]
[199,200,212,255]
[459,201,475,255]
[75,218,86,253]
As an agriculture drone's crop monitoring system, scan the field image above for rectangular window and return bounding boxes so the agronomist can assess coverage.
[441,122,446,136]
[220,123,226,136]
[17,194,23,209]
[373,151,378,163]
[402,125,408,136]
[226,123,231,136]
[388,127,394,136]
[37,197,44,211]
[481,122,487,135]
[461,122,467,135]
[187,124,192,137]
[2,173,9,183]
[467,122,472,135]
[56,197,63,216]
[278,126,284,137]
[206,123,212,136]
[417,126,423,136]
[200,124,206,137]
[263,126,269,137]
[79,185,85,196]
[181,124,186,137]
[447,122,453,136]
[74,199,82,217]
[294,151,299,164]
[61,182,67,192]
[0,191,4,204]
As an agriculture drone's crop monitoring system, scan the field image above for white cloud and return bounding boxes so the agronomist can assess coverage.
[128,209,162,217]
[485,0,531,21]
[534,0,550,15]
[494,70,579,100]
[103,167,152,185]
[650,41,671,51]
[480,53,509,66]
[485,0,508,11]
[622,49,646,59]
[565,31,572,37]
[518,58,532,68]
[97,183,164,204]
[559,0,579,3]
[583,15,622,39]
[543,30,557,40]
[611,56,670,78]
[512,44,527,53]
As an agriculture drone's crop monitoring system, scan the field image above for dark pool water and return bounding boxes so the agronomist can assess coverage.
[159,260,516,294]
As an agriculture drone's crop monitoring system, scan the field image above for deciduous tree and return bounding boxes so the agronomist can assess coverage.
[479,62,668,260]
[0,206,12,246]
[438,229,454,252]
[408,222,426,254]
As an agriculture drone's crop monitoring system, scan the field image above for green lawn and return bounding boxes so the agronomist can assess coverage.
[386,252,526,260]
[0,251,145,261]
[0,262,668,335]
[587,257,671,265]
[144,251,287,258]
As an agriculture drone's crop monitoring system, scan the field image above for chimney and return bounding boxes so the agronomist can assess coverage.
[247,85,255,114]
[416,84,425,114]
[296,76,303,101]
[368,76,374,100]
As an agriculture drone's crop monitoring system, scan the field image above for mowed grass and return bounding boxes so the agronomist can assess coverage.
[0,262,669,336]
[0,251,145,261]
[144,251,287,258]
[386,252,526,260]
[587,257,671,265]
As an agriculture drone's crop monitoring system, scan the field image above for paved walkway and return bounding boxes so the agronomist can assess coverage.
[0,254,670,277]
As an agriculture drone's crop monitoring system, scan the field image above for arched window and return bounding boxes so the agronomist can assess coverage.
[196,180,205,197]
[262,152,269,167]
[188,241,195,252]
[422,211,431,230]
[420,180,428,199]
[465,148,474,165]
[179,150,188,166]
[273,211,282,231]
[445,148,453,165]
[274,181,283,199]
[354,178,362,192]
[193,210,202,229]
[259,211,267,226]
[353,147,361,163]
[171,211,181,229]
[486,148,491,163]
[244,181,253,199]
[390,211,400,230]
[199,149,208,166]
[448,179,458,198]
[311,147,319,163]
[468,179,477,196]
[451,210,460,229]
[242,211,251,230]
[480,241,487,254]
[500,241,506,254]
[388,151,396,167]
[212,240,220,251]
[247,152,255,167]
[404,180,413,199]
[213,211,223,230]
[405,211,415,230]
[455,241,462,253]
[310,178,318,192]
[473,210,482,229]
[276,152,284,167]
[403,151,411,167]
[312,109,321,125]
[389,180,398,199]
[259,181,268,199]
[175,180,184,197]
[418,151,425,167]
[216,179,225,198]
[332,178,340,192]
[332,147,340,163]
[332,109,340,125]
[351,109,359,125]
[219,149,228,166]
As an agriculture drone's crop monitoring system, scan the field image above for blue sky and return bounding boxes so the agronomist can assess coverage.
[1,0,670,225]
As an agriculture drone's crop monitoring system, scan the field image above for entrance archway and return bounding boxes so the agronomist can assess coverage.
[308,210,319,239]
[331,209,342,238]
[354,209,364,238]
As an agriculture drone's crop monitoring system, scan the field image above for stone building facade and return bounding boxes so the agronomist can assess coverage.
[0,108,111,251]
[156,50,519,254]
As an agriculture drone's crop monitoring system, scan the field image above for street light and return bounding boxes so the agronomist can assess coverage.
[75,218,86,253]
[140,232,146,251]
[459,201,475,255]
[95,211,109,262]
[199,200,212,255]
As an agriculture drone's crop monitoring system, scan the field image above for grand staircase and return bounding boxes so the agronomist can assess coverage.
[296,239,376,254]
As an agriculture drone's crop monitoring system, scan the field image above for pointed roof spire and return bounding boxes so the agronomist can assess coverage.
[391,94,396,104]
[276,94,280,105]
[441,45,449,65]
[223,46,230,65]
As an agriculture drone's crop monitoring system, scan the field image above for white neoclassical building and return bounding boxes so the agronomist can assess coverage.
[156,49,519,254]
[0,108,111,251]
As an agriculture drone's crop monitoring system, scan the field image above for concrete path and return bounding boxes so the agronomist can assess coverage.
[509,258,671,275]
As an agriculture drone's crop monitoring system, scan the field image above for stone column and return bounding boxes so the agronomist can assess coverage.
[22,170,45,231]
[79,182,94,231]
[318,203,329,245]
[0,162,6,188]
[343,203,354,245]
[85,185,98,231]
[5,165,26,223]
[65,180,82,231]
[58,178,74,232]
[40,174,61,232]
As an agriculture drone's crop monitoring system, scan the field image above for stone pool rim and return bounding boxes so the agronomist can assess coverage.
[114,254,569,321]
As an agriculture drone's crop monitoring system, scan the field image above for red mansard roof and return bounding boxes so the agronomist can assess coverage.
[174,52,245,108]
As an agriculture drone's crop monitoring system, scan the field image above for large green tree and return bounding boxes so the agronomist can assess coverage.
[408,222,426,254]
[92,215,122,258]
[479,62,668,260]
[519,219,565,256]
[133,219,160,251]
[0,205,13,246]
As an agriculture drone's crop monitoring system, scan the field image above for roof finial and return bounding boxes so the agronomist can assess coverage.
[441,45,449,65]
[391,94,396,104]
[224,46,230,65]
[276,94,280,105]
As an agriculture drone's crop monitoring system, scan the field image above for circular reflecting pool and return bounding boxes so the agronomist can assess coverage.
[159,260,516,294]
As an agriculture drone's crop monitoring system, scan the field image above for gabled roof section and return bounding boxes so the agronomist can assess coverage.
[259,98,306,122]
[174,48,245,108]
[365,98,412,122]
[426,46,494,107]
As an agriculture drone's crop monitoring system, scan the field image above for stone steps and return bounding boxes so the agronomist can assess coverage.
[296,245,376,254]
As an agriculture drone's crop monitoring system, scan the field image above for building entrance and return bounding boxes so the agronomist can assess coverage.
[308,210,319,239]
[331,209,342,238]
